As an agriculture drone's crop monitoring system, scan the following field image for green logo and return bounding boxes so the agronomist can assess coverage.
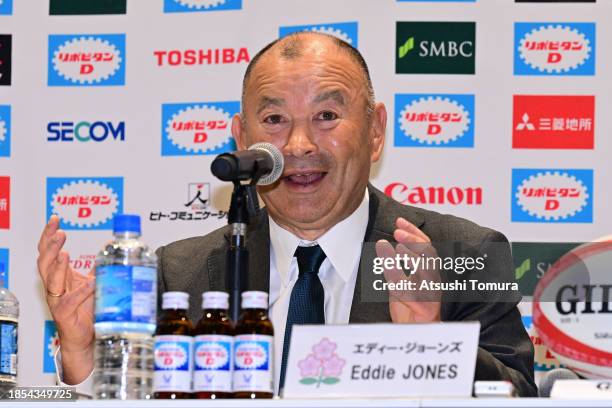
[398,37,415,59]
[511,242,581,297]
[396,22,476,74]
[50,0,126,15]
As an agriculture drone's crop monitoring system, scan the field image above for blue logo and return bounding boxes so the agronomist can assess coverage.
[162,102,237,156]
[43,320,59,373]
[46,177,124,230]
[0,0,12,15]
[164,0,242,13]
[48,34,126,86]
[0,248,8,288]
[395,94,474,147]
[0,105,10,157]
[511,169,593,223]
[47,121,125,142]
[514,23,595,76]
[279,22,359,48]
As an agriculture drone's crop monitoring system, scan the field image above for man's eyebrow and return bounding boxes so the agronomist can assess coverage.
[256,96,285,114]
[313,90,346,106]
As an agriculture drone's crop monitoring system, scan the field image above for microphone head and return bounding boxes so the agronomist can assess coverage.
[538,367,580,398]
[249,142,284,185]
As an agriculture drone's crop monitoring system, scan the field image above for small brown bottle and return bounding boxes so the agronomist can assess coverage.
[153,291,194,399]
[233,291,274,399]
[193,291,234,399]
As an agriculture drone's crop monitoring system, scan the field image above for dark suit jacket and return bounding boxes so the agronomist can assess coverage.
[156,184,537,397]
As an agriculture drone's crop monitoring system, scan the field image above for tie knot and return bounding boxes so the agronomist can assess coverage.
[294,245,327,276]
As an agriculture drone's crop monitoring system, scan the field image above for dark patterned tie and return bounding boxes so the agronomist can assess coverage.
[279,245,326,391]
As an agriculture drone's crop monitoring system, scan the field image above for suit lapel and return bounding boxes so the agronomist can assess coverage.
[349,184,424,323]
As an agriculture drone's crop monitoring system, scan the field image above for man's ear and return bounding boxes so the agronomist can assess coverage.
[232,113,247,151]
[370,102,387,163]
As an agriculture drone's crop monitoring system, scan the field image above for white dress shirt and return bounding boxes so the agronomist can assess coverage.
[56,190,370,397]
[268,190,369,394]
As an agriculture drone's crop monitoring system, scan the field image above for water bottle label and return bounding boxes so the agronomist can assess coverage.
[154,335,193,392]
[233,334,273,393]
[95,265,157,326]
[193,335,233,392]
[0,320,17,377]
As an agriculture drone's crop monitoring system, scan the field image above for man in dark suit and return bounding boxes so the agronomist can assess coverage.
[37,32,536,396]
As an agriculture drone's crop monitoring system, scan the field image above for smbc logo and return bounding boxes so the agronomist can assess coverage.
[396,22,476,74]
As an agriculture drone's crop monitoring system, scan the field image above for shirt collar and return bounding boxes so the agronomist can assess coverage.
[269,190,369,287]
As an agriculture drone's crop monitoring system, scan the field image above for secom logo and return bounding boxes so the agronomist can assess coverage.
[164,0,242,13]
[0,105,10,157]
[279,22,359,47]
[514,23,595,76]
[47,121,125,143]
[48,34,126,86]
[511,169,593,223]
[46,177,124,230]
[162,102,238,156]
[395,94,474,147]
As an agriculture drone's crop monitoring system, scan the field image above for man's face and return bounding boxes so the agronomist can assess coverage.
[233,37,385,238]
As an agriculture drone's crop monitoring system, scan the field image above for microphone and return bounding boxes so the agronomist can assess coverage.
[211,142,284,185]
[538,368,580,398]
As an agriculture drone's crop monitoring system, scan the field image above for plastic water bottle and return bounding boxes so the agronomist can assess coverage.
[93,214,157,399]
[0,280,18,392]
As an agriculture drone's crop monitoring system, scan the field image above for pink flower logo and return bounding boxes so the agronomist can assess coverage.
[297,338,345,387]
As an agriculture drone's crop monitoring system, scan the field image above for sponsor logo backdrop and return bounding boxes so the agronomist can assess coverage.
[0,0,610,386]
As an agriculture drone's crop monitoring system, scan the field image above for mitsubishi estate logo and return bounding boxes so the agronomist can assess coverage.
[511,169,593,223]
[48,34,126,86]
[513,95,594,149]
[514,23,595,75]
[49,0,126,14]
[395,94,474,147]
[0,176,8,229]
[279,22,358,47]
[164,0,242,13]
[396,22,475,74]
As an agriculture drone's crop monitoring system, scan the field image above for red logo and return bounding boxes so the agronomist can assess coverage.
[0,177,9,229]
[385,183,483,206]
[513,95,594,149]
[154,48,250,66]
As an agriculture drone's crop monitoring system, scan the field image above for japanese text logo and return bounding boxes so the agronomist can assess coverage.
[48,34,126,86]
[46,177,124,230]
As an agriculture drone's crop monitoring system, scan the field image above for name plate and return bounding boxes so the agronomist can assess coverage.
[283,322,480,398]
[551,380,612,399]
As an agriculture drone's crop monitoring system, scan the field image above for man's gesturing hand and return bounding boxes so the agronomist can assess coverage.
[376,217,441,324]
[36,215,95,384]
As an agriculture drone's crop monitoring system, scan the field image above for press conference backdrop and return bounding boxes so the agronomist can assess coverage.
[0,0,610,387]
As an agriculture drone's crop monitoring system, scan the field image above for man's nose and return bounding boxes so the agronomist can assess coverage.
[283,122,317,157]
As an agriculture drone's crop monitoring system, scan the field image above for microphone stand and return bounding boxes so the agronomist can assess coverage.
[226,178,262,323]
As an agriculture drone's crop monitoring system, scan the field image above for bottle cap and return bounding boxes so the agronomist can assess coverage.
[202,291,229,310]
[113,214,141,234]
[241,291,268,310]
[162,291,189,310]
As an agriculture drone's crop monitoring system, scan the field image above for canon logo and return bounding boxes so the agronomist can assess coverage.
[385,183,483,206]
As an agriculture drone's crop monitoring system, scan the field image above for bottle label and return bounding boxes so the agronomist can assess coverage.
[153,335,193,392]
[95,265,157,325]
[233,334,273,393]
[0,320,17,377]
[193,334,233,392]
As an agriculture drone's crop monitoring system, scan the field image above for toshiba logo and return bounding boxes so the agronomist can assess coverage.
[385,183,483,206]
[154,48,250,66]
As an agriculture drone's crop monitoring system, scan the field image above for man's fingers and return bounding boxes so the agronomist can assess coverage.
[37,215,60,252]
[46,251,69,299]
[395,217,430,242]
[53,279,95,321]
[37,230,67,280]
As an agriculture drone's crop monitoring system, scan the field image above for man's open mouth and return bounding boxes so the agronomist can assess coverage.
[283,172,327,187]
